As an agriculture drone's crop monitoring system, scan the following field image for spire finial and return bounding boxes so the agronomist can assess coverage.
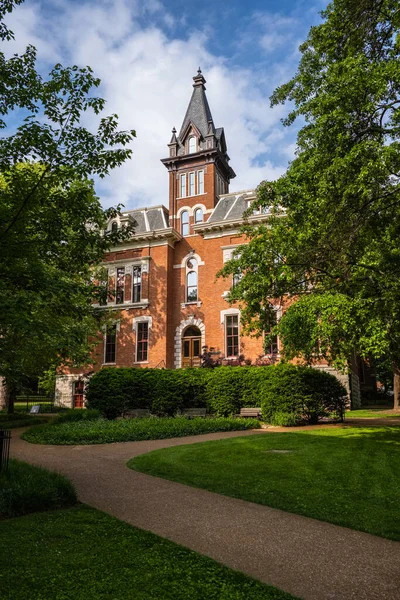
[197,66,202,75]
[193,67,206,88]
[172,127,176,134]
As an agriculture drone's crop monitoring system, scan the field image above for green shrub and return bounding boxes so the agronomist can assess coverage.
[55,408,101,424]
[270,411,299,427]
[22,417,260,445]
[86,368,212,419]
[261,363,347,424]
[0,412,48,429]
[0,459,76,518]
[205,367,246,416]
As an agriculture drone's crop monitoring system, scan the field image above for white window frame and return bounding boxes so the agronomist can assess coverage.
[180,173,187,198]
[197,170,204,194]
[189,172,195,197]
[133,317,152,364]
[103,322,119,365]
[188,136,196,153]
[225,313,240,358]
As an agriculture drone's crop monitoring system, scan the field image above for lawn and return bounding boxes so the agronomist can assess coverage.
[345,408,400,419]
[130,426,400,540]
[22,416,260,445]
[0,505,297,600]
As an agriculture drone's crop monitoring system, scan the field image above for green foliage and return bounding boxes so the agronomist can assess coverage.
[0,5,136,411]
[270,412,298,427]
[54,408,101,424]
[86,368,211,419]
[0,412,48,428]
[261,363,346,424]
[0,459,76,519]
[219,0,400,405]
[86,365,344,423]
[0,506,297,600]
[131,427,400,540]
[22,417,260,445]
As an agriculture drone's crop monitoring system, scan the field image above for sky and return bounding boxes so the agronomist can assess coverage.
[4,0,328,211]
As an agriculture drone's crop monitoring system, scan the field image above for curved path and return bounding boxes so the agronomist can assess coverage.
[10,425,400,600]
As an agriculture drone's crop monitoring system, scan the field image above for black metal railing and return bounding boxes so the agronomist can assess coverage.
[0,429,11,473]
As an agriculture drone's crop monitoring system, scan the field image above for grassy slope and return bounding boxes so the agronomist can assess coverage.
[0,459,76,519]
[130,427,400,540]
[21,417,260,445]
[0,505,297,600]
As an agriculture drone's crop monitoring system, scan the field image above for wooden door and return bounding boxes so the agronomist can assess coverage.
[73,381,85,408]
[182,337,202,368]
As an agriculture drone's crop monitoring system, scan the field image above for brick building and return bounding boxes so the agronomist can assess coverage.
[55,69,362,408]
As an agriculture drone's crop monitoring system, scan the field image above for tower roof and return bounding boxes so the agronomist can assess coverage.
[178,68,215,139]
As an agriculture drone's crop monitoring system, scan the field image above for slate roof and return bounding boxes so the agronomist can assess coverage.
[179,83,214,140]
[120,206,169,234]
[207,191,256,223]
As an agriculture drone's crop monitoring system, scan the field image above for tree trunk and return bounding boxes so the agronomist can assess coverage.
[393,364,400,411]
[5,380,16,415]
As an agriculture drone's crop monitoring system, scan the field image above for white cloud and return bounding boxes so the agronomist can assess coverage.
[4,0,300,210]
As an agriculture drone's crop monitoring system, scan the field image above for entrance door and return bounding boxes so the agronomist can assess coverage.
[182,326,202,368]
[73,380,85,408]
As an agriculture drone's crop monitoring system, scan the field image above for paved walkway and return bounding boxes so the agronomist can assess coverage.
[10,425,400,600]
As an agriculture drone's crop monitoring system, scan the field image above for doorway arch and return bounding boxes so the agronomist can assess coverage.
[174,318,205,368]
[182,326,202,368]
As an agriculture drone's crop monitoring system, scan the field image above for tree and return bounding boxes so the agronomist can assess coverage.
[0,2,136,411]
[220,0,400,407]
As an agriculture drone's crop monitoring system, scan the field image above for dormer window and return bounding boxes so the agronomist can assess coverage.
[188,136,196,153]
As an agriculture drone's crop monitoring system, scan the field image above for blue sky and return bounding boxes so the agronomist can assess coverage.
[5,0,328,210]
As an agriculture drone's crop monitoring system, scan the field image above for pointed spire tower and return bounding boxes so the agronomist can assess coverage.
[161,68,236,230]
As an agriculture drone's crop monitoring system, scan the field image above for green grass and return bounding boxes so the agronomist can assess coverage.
[0,412,49,428]
[21,416,260,445]
[345,408,400,418]
[130,426,400,540]
[0,505,297,600]
[0,459,76,519]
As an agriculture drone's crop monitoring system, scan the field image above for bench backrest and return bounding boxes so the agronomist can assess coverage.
[124,409,151,418]
[240,408,262,415]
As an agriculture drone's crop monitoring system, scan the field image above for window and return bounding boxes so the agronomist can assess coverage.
[194,208,203,223]
[186,257,198,302]
[180,174,186,198]
[181,211,189,236]
[104,324,116,363]
[132,266,141,303]
[187,271,198,302]
[115,267,125,304]
[189,172,195,196]
[188,136,196,153]
[99,268,108,306]
[264,310,279,355]
[225,315,239,357]
[197,170,204,194]
[136,322,148,362]
[232,251,242,287]
[111,221,118,232]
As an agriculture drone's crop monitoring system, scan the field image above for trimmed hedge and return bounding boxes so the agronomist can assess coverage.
[85,364,346,424]
[261,363,346,424]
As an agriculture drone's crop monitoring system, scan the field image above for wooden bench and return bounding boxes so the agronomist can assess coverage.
[122,409,151,419]
[180,408,207,419]
[236,407,262,419]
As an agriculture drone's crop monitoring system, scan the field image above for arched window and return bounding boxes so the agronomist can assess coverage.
[188,136,196,153]
[187,271,198,302]
[181,211,189,236]
[194,208,203,223]
[186,257,198,302]
[111,221,118,232]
